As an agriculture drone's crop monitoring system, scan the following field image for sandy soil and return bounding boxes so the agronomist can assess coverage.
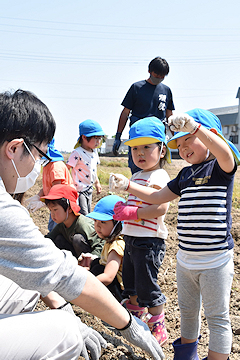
[25,159,240,360]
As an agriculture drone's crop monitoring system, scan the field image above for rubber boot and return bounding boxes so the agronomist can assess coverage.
[121,299,148,319]
[173,336,201,360]
[147,312,168,346]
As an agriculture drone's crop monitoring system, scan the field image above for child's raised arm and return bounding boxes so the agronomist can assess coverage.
[168,113,235,173]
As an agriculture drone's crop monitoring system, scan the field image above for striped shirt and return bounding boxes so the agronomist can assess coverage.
[122,168,170,239]
[168,159,236,269]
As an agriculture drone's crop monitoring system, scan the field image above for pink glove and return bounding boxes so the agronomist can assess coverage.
[113,201,138,221]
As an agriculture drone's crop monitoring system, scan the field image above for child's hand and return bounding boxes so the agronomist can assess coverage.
[109,173,130,192]
[113,201,138,221]
[168,113,200,134]
[78,253,95,269]
[95,182,102,195]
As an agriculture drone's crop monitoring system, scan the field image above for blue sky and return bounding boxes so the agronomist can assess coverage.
[0,0,240,151]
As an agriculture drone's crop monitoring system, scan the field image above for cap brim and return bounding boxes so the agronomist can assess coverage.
[86,212,113,221]
[167,132,189,149]
[41,194,62,202]
[83,131,105,137]
[124,137,161,146]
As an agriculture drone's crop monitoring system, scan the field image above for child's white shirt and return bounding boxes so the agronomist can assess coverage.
[67,147,100,193]
[122,168,170,239]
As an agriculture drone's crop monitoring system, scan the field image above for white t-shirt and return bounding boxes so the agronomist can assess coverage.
[122,168,170,239]
[67,147,100,192]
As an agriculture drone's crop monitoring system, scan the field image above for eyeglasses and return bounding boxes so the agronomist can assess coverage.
[30,143,52,167]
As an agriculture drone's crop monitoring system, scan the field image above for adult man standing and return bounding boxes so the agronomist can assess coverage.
[113,56,175,173]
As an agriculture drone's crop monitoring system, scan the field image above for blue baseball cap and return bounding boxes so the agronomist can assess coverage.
[167,108,240,165]
[86,195,125,221]
[74,119,105,148]
[45,138,64,163]
[124,116,171,163]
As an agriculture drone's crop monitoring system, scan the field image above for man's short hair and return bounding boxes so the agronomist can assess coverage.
[148,57,169,76]
[0,89,56,147]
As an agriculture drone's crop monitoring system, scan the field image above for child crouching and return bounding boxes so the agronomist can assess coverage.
[79,195,125,302]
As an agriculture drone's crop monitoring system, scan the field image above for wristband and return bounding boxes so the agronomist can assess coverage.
[116,309,132,330]
[191,123,201,135]
[57,302,70,310]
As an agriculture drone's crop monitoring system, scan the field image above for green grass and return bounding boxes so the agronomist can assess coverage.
[98,167,131,185]
[99,159,128,167]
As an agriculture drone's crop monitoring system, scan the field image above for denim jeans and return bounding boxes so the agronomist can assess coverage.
[122,235,166,307]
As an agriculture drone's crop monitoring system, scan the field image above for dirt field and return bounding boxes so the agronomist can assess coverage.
[25,158,240,360]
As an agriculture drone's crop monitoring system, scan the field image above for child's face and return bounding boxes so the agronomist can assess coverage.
[131,143,163,172]
[82,135,102,151]
[176,134,208,164]
[47,203,67,224]
[94,219,114,239]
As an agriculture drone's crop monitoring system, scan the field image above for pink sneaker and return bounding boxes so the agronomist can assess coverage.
[147,312,168,346]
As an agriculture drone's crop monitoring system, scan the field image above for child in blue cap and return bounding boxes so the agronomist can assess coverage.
[78,195,125,302]
[110,116,171,346]
[110,108,239,360]
[67,119,105,215]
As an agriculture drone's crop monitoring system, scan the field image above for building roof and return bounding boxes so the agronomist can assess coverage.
[208,105,238,116]
[236,87,240,98]
[216,113,238,126]
[208,105,239,126]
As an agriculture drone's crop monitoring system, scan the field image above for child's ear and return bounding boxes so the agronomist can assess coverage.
[160,145,167,158]
[68,206,73,214]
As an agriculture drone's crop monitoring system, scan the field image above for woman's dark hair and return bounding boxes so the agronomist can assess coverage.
[45,198,69,211]
[0,89,56,147]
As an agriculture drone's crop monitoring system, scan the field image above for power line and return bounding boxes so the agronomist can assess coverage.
[1,16,240,31]
[0,51,239,65]
[0,22,239,38]
[0,28,239,42]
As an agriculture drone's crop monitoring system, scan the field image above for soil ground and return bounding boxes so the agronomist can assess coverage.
[25,158,240,360]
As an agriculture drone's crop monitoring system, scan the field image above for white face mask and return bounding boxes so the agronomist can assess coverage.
[11,142,42,194]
